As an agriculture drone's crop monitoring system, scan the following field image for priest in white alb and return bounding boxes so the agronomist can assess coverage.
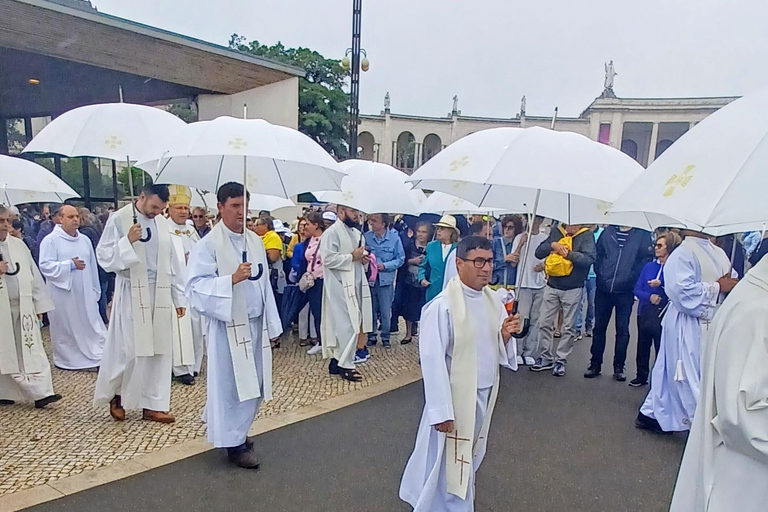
[166,185,204,386]
[635,230,738,433]
[320,205,373,382]
[94,184,186,424]
[669,255,768,512]
[0,205,61,409]
[39,205,106,371]
[400,236,522,512]
[186,183,281,469]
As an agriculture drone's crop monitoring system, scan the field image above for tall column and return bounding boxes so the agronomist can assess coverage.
[347,0,363,158]
[647,122,660,166]
[609,112,624,149]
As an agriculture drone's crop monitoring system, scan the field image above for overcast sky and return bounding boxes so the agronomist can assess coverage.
[93,0,768,119]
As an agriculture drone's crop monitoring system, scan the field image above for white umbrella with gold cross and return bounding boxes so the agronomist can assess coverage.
[611,89,768,236]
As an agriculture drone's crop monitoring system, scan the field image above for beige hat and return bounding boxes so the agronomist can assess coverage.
[168,185,192,207]
[433,215,460,234]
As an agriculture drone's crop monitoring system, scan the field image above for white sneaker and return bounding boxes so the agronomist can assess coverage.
[516,355,524,365]
[524,356,536,366]
[307,344,322,356]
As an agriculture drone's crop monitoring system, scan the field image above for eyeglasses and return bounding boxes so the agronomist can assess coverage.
[655,243,664,249]
[504,225,515,230]
[192,215,205,219]
[462,257,494,269]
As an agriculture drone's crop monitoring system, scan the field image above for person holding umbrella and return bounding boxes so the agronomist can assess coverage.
[186,182,282,468]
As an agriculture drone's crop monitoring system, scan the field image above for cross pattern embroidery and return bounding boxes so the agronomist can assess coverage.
[342,190,355,202]
[228,319,251,359]
[664,165,695,197]
[228,138,248,150]
[105,136,122,149]
[457,454,472,485]
[154,284,173,314]
[446,430,471,463]
[21,315,36,351]
[449,156,470,172]
[133,281,151,323]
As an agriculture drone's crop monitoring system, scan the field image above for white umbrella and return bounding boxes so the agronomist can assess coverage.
[190,189,294,213]
[314,160,421,214]
[137,115,344,271]
[611,89,768,236]
[418,191,510,217]
[408,126,678,229]
[22,102,186,242]
[0,155,79,205]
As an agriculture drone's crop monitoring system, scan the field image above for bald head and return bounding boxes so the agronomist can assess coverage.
[60,204,80,236]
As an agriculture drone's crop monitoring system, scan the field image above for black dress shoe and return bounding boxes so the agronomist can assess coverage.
[0,399,15,406]
[629,377,648,387]
[583,365,601,378]
[634,412,671,435]
[328,358,340,375]
[175,374,195,386]
[227,444,260,469]
[613,372,627,382]
[34,394,62,409]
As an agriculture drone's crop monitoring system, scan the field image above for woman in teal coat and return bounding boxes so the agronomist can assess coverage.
[418,215,460,303]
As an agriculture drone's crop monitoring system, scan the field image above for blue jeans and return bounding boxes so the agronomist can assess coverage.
[589,289,635,371]
[368,282,395,343]
[575,277,596,332]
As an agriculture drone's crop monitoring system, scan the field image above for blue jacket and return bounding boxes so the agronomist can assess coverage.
[595,226,653,294]
[364,228,405,287]
[634,260,668,315]
[290,240,308,283]
[419,240,457,303]
[492,237,517,287]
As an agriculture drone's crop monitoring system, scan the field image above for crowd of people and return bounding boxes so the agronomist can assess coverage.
[1,182,767,508]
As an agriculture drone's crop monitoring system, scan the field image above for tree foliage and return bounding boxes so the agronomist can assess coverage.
[228,34,349,159]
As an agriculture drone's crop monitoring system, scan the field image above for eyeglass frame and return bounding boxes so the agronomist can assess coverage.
[459,257,495,269]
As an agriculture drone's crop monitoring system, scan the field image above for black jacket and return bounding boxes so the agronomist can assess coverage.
[535,227,596,291]
[594,226,653,294]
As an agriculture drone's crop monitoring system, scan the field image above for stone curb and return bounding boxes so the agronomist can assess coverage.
[0,369,422,512]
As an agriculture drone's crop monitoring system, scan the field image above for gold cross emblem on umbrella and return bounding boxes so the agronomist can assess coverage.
[664,165,695,197]
[449,156,470,172]
[105,136,122,149]
[228,138,248,150]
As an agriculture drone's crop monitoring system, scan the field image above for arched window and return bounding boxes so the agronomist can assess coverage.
[396,131,416,171]
[358,132,375,161]
[621,139,639,161]
[422,134,442,164]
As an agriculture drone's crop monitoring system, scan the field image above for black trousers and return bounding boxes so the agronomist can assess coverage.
[635,306,662,382]
[589,289,635,371]
[305,279,324,343]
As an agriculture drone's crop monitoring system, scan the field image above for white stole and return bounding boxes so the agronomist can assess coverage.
[169,227,195,367]
[444,276,504,500]
[115,206,174,357]
[0,236,44,374]
[336,222,373,340]
[210,222,273,402]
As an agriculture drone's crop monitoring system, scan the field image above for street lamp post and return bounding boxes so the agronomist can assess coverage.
[341,0,369,159]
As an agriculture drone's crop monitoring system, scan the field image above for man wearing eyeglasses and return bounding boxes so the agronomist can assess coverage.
[400,235,521,511]
[191,207,211,239]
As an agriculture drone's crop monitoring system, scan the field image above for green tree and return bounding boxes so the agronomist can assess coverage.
[228,34,350,158]
[168,102,198,123]
[117,167,153,198]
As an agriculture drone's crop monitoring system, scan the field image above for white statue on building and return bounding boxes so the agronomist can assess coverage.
[452,95,459,115]
[384,92,391,112]
[604,60,617,90]
[520,95,527,117]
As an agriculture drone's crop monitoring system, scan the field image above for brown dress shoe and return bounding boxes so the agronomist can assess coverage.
[142,409,175,424]
[227,446,260,469]
[109,396,125,421]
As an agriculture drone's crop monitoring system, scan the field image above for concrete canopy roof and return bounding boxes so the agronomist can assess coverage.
[0,0,305,118]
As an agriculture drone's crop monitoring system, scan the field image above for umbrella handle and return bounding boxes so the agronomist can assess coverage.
[4,262,21,276]
[242,251,264,281]
[139,226,152,243]
[509,300,530,339]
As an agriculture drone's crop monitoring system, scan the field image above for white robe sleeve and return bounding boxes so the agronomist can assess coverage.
[711,308,768,465]
[418,297,455,426]
[96,216,140,273]
[320,229,353,271]
[28,248,54,314]
[87,243,101,298]
[664,250,720,319]
[169,237,187,309]
[38,236,73,291]
[185,240,234,324]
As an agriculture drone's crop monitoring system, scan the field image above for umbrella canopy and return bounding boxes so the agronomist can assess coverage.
[0,155,79,205]
[137,116,344,198]
[190,189,294,213]
[407,126,678,229]
[21,103,185,163]
[314,160,421,214]
[611,90,768,236]
[418,191,510,216]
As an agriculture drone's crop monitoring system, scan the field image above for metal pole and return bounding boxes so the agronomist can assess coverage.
[348,0,362,158]
[550,107,559,130]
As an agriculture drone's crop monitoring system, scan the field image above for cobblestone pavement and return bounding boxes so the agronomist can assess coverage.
[0,326,420,497]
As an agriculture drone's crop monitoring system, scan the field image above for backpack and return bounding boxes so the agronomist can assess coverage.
[545,226,589,277]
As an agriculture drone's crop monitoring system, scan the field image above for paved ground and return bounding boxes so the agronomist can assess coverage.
[0,326,420,497]
[23,330,687,512]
